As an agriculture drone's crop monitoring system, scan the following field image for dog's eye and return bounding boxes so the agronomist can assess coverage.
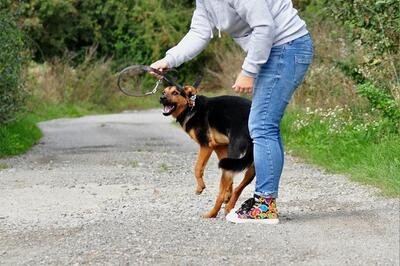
[172,91,179,96]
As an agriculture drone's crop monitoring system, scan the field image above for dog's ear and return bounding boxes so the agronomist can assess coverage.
[183,86,198,97]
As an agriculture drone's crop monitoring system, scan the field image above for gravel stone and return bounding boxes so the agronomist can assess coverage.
[0,109,399,265]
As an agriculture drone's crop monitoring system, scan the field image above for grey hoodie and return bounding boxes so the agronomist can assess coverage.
[164,0,308,77]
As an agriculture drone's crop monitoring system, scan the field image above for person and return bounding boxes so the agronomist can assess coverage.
[151,0,314,224]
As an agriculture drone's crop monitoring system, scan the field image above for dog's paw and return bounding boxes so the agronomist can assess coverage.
[224,205,234,215]
[195,185,206,195]
[202,211,218,218]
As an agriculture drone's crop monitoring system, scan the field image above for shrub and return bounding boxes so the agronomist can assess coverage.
[19,2,190,60]
[15,0,213,81]
[328,0,400,104]
[329,0,399,55]
[357,82,400,132]
[0,13,26,124]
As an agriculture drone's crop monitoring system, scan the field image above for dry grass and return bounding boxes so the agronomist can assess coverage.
[24,50,162,112]
[26,54,117,107]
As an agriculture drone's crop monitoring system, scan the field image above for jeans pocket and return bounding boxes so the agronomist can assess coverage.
[294,53,313,86]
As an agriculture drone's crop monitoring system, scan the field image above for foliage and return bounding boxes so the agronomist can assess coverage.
[292,0,312,11]
[15,0,207,72]
[0,115,42,158]
[328,0,399,112]
[329,0,399,55]
[282,109,400,197]
[357,83,400,131]
[0,13,26,124]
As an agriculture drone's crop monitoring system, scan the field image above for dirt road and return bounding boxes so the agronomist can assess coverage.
[0,110,399,265]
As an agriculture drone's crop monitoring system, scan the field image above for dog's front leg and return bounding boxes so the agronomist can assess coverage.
[194,146,213,194]
[213,146,231,203]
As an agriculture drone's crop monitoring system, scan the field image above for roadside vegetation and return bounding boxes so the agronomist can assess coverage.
[0,1,398,195]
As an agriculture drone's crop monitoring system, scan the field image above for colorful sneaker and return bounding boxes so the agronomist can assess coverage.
[226,195,279,224]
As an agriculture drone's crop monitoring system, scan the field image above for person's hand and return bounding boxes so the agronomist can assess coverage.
[232,73,254,94]
[150,59,170,79]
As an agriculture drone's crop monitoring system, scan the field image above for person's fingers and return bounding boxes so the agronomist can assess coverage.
[149,70,159,78]
[149,71,163,80]
[150,60,168,72]
[233,85,254,94]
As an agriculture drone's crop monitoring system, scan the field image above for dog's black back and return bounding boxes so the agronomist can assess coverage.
[178,95,253,172]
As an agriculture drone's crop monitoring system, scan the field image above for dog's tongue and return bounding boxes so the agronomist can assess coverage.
[163,105,174,113]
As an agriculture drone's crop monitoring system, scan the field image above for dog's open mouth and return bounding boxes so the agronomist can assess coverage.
[162,104,176,116]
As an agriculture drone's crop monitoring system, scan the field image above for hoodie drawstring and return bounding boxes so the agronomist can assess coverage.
[204,0,221,39]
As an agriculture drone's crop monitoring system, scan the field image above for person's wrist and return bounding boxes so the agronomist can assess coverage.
[241,69,257,78]
[164,54,175,69]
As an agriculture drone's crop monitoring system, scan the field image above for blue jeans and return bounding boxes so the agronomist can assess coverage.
[249,33,314,198]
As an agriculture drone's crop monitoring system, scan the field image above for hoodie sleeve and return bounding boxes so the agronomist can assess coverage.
[231,0,276,77]
[164,0,213,68]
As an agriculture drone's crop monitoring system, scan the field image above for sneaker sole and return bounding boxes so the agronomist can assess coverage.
[226,210,279,224]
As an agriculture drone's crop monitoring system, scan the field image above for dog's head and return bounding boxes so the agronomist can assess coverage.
[159,85,198,117]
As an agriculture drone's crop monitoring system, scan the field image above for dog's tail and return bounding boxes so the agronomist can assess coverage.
[218,145,253,172]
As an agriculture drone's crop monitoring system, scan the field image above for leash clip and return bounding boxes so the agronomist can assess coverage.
[189,94,197,110]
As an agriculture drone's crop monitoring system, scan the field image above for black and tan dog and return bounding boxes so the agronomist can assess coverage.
[160,85,255,218]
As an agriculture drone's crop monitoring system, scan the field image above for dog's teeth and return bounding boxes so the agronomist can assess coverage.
[163,106,173,113]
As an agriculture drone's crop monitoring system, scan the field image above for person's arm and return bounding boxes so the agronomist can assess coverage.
[231,0,276,78]
[163,0,213,69]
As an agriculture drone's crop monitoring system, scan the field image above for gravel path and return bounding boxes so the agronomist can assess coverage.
[0,109,399,265]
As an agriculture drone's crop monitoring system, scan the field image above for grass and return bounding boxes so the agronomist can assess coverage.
[0,162,9,170]
[0,115,42,157]
[131,160,139,168]
[0,102,86,158]
[281,109,400,197]
[159,163,169,173]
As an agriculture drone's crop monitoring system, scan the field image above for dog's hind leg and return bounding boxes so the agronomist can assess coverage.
[224,184,233,204]
[203,170,233,218]
[194,146,213,194]
[224,164,255,214]
[213,146,232,203]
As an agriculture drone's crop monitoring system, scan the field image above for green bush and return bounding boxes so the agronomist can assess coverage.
[14,0,213,81]
[0,13,26,124]
[326,0,399,131]
[0,115,42,158]
[18,1,196,63]
[357,82,400,132]
[329,0,399,55]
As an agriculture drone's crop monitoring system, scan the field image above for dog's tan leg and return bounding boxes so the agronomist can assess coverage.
[225,164,255,214]
[203,170,233,218]
[213,146,232,203]
[194,146,213,194]
[213,145,228,159]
